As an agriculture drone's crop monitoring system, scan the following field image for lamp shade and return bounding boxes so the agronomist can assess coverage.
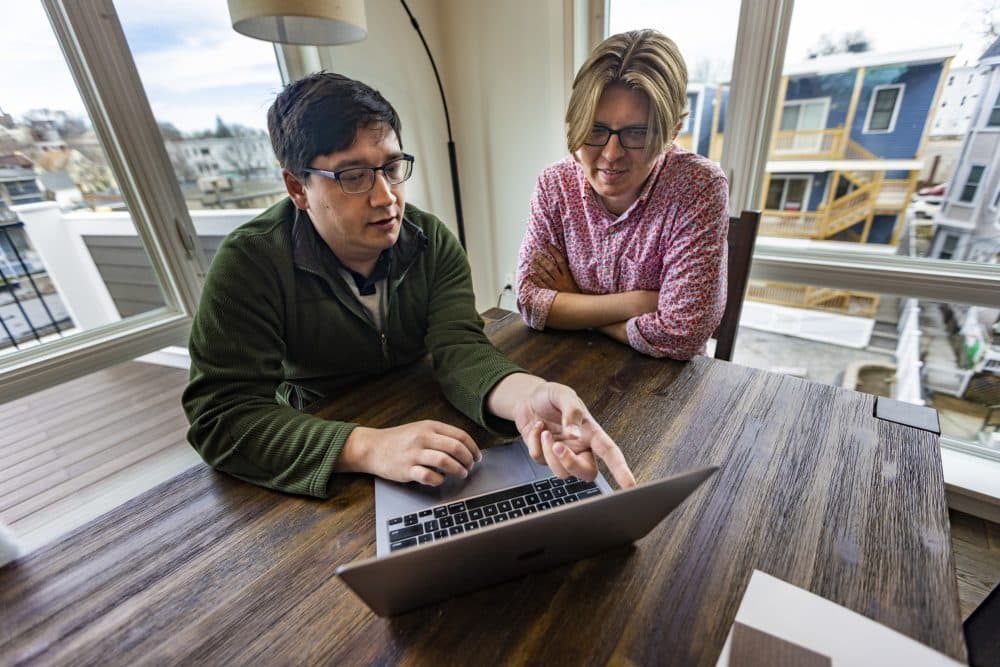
[228,0,367,45]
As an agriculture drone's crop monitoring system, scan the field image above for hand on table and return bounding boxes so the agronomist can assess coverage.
[338,421,481,486]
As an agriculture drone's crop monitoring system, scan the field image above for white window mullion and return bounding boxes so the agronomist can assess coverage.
[751,240,1000,308]
[45,0,207,312]
[721,0,795,216]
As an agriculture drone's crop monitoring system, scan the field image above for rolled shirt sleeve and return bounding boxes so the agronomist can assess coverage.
[516,175,562,330]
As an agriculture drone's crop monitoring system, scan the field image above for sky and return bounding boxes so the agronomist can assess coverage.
[611,0,995,82]
[1,0,281,133]
[1,1,994,133]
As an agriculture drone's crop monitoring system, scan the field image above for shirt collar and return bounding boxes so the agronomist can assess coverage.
[579,147,671,220]
[291,202,428,285]
[330,247,392,296]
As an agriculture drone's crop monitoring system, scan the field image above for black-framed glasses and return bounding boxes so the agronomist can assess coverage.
[303,154,415,194]
[583,125,649,149]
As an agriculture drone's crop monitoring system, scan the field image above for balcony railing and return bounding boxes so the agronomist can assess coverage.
[0,218,70,351]
[771,128,847,159]
[747,280,880,317]
[875,179,912,210]
[759,210,825,238]
[9,202,251,360]
[674,134,695,152]
[760,170,917,242]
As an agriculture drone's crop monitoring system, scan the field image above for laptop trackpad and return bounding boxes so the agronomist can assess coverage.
[374,439,551,555]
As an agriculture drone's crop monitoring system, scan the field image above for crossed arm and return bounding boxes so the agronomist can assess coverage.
[526,246,658,343]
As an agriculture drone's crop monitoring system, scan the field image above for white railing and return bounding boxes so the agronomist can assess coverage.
[16,202,252,335]
[922,364,974,397]
[893,298,923,405]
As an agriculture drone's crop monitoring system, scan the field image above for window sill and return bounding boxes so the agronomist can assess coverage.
[942,447,1000,523]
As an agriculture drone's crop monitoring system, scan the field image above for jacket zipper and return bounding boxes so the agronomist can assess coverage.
[379,262,414,365]
[377,285,389,364]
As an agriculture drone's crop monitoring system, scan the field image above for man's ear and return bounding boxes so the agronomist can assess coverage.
[283,169,309,210]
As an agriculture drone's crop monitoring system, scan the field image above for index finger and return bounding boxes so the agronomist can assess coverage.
[549,245,570,268]
[585,421,636,489]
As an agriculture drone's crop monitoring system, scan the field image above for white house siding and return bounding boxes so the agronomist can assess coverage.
[931,67,988,137]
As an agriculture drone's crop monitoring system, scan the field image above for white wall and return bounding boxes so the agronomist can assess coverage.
[439,0,574,308]
[288,0,577,311]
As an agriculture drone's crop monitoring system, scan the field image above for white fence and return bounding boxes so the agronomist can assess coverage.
[16,202,252,334]
[893,298,924,404]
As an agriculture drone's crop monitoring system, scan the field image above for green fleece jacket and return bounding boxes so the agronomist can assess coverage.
[183,198,523,497]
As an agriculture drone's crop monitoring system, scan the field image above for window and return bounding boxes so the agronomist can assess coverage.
[864,84,903,133]
[960,165,986,203]
[681,92,696,134]
[0,3,204,400]
[992,186,1000,210]
[939,234,959,260]
[765,176,811,211]
[116,1,283,215]
[778,99,830,152]
[988,90,1000,127]
[738,0,1000,467]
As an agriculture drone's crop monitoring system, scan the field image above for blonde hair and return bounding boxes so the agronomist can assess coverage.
[566,30,688,160]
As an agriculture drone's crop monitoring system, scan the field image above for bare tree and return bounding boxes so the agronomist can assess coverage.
[978,0,1000,41]
[220,136,264,180]
[807,30,873,59]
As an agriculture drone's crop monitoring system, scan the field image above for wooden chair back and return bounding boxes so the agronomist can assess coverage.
[713,210,761,362]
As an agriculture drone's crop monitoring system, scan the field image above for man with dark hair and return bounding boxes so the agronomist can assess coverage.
[183,72,635,497]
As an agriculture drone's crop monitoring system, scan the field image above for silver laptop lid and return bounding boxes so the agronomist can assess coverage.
[340,466,717,616]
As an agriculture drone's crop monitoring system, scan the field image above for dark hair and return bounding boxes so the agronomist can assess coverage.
[267,71,402,180]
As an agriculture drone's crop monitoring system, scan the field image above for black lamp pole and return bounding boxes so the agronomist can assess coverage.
[399,0,466,250]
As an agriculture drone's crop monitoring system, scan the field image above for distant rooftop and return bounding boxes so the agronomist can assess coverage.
[980,36,1000,64]
[37,171,76,191]
[784,44,959,76]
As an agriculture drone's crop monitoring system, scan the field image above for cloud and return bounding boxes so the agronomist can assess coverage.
[1,0,282,133]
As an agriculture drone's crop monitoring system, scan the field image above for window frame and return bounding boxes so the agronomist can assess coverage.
[776,97,831,153]
[766,174,813,211]
[958,164,987,204]
[987,88,1000,128]
[681,92,697,135]
[863,83,905,134]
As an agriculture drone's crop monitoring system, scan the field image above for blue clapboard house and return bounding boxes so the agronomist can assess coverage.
[687,46,954,246]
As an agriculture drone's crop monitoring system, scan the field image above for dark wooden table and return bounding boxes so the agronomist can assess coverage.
[1,311,966,665]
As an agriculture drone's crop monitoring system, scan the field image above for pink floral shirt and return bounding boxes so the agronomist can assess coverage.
[516,146,729,360]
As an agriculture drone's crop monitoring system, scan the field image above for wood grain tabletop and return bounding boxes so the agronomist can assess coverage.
[0,311,965,665]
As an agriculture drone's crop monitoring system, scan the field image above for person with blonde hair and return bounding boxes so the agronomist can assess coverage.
[516,29,729,359]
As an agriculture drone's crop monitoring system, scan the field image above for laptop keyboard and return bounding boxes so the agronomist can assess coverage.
[386,476,602,552]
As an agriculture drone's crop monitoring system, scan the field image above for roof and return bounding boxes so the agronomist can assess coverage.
[980,36,1000,65]
[766,158,925,173]
[0,167,36,183]
[37,170,76,191]
[784,44,959,77]
[0,153,33,169]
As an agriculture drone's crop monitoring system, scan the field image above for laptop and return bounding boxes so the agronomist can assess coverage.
[335,440,717,616]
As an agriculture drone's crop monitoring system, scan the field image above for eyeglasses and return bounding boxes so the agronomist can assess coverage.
[303,154,415,194]
[583,125,649,149]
